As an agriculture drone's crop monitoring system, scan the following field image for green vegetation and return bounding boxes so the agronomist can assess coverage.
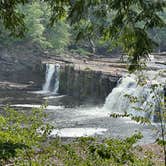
[0,106,162,165]
[0,106,53,165]
[0,0,166,70]
[110,71,166,165]
[0,1,70,53]
[0,0,165,165]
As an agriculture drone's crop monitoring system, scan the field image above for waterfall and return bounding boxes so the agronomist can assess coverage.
[43,64,55,92]
[103,54,165,121]
[103,75,163,121]
[42,63,60,94]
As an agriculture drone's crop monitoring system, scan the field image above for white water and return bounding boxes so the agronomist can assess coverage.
[103,75,154,117]
[43,95,66,100]
[11,104,64,110]
[50,128,107,137]
[34,63,60,94]
[43,64,55,92]
[103,54,165,121]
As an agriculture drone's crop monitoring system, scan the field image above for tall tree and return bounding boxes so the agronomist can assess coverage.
[41,3,70,52]
[20,2,48,47]
[0,0,28,37]
[46,0,166,71]
[0,0,165,71]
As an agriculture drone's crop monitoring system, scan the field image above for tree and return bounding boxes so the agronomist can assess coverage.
[0,0,28,37]
[0,1,48,47]
[0,1,70,51]
[19,1,50,47]
[40,2,70,52]
[46,20,70,53]
[45,0,166,71]
[0,0,165,71]
[150,9,166,52]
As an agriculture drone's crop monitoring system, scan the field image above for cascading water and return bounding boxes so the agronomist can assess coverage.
[43,64,55,92]
[10,56,165,141]
[103,55,165,121]
[42,63,60,94]
[103,75,158,118]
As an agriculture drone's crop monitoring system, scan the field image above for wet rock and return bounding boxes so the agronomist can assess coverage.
[59,64,120,101]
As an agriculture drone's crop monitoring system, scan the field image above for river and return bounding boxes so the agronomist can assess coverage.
[1,61,164,145]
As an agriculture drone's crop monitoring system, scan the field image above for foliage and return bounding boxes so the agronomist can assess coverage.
[0,0,28,37]
[71,47,92,56]
[150,9,166,52]
[0,1,70,52]
[44,0,166,71]
[0,106,53,165]
[19,2,50,48]
[0,22,16,46]
[110,70,166,165]
[40,3,71,52]
[0,0,166,69]
[0,106,161,165]
[45,20,70,53]
[48,135,154,166]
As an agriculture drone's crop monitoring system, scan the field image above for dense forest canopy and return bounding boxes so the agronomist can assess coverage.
[0,0,166,71]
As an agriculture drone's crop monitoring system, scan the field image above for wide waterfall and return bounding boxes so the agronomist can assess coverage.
[42,63,60,94]
[103,74,163,121]
[103,54,165,121]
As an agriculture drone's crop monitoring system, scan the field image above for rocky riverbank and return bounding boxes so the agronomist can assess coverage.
[0,43,165,94]
[0,43,127,95]
[0,43,45,89]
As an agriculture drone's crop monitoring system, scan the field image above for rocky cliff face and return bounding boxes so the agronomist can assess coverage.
[59,64,120,101]
[0,43,122,94]
[0,44,45,89]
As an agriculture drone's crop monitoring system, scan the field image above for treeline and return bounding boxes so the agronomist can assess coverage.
[0,1,166,56]
[0,2,70,54]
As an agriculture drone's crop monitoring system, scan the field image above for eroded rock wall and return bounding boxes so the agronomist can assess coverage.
[0,44,45,89]
[59,65,120,101]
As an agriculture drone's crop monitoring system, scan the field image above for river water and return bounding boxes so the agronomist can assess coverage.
[0,89,156,144]
[1,62,163,145]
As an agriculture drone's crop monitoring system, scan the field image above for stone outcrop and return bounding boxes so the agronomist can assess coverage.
[0,44,45,89]
[58,64,121,101]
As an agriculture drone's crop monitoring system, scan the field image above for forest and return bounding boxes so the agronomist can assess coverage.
[1,1,166,55]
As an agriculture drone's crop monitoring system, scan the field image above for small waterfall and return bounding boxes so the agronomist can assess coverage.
[42,63,60,94]
[43,64,55,92]
[103,75,163,121]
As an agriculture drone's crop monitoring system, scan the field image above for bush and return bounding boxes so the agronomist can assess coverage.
[0,106,158,165]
